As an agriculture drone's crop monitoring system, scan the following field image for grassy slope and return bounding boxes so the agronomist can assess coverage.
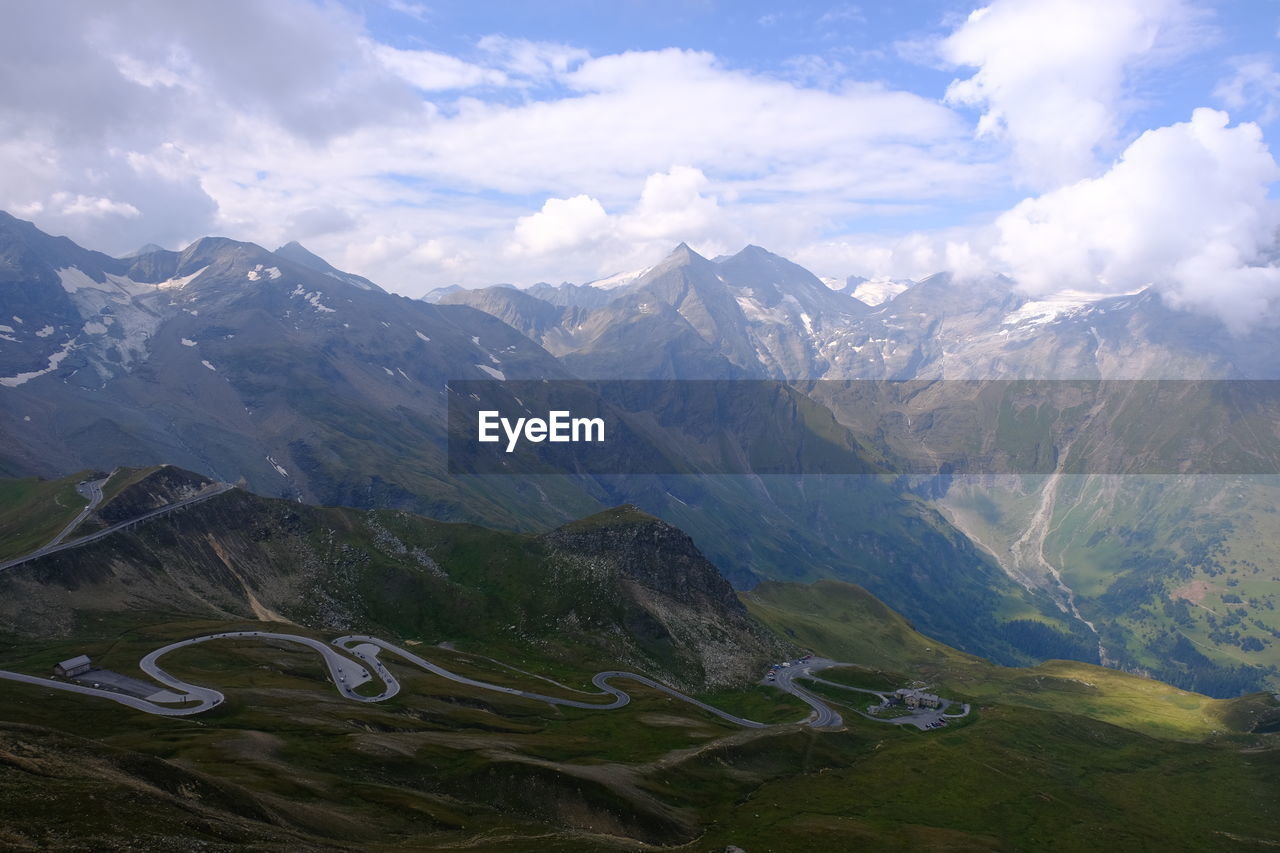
[689,704,1280,853]
[0,473,1277,847]
[0,467,170,561]
[97,465,165,506]
[1,615,1277,852]
[745,579,1280,740]
[0,473,91,560]
[945,474,1280,693]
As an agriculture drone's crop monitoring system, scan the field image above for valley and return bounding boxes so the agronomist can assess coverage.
[1,218,1278,849]
[9,3,1280,847]
[0,463,1274,848]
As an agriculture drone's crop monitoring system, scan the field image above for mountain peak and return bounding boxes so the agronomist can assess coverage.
[273,240,385,293]
[121,243,168,259]
[669,241,704,260]
[657,242,710,269]
[274,240,324,265]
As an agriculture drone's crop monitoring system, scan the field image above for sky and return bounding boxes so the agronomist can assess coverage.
[3,0,1280,327]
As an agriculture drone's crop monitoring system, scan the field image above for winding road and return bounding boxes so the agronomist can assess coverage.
[0,481,235,573]
[47,477,107,549]
[0,632,852,729]
[796,672,972,729]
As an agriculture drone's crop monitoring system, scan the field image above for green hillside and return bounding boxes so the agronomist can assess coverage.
[746,579,1280,740]
[0,472,91,560]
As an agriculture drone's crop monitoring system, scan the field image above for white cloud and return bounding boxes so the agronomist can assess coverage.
[477,35,588,80]
[941,0,1203,188]
[1215,56,1280,124]
[0,2,985,285]
[991,108,1280,331]
[385,0,431,24]
[619,166,719,242]
[372,43,508,91]
[511,195,611,255]
[508,166,732,276]
[794,229,988,283]
[55,193,141,219]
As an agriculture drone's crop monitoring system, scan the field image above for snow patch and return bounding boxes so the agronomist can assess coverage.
[587,266,652,290]
[735,295,787,324]
[850,278,909,306]
[415,330,431,342]
[82,321,108,335]
[266,456,289,477]
[383,366,394,376]
[289,284,337,313]
[0,338,76,387]
[155,265,208,290]
[181,338,197,347]
[246,264,282,282]
[476,364,505,380]
[1000,290,1116,327]
[35,325,53,338]
[56,267,100,293]
[0,325,12,333]
[201,360,216,371]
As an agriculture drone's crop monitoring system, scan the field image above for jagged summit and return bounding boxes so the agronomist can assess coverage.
[274,239,383,292]
[274,240,327,265]
[121,243,168,258]
[660,241,709,265]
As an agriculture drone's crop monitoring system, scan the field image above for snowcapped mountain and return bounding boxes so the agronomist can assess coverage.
[6,213,1279,691]
[0,213,569,514]
[444,240,1277,381]
[0,214,1071,668]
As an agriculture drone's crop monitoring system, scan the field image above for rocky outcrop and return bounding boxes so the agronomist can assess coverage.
[0,473,788,690]
[543,506,791,688]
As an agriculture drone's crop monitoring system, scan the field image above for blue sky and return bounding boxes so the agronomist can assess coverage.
[3,0,1280,326]
[357,1,1278,132]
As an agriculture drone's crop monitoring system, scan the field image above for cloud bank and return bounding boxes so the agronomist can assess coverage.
[993,109,1280,330]
[941,0,1203,189]
[0,0,1278,330]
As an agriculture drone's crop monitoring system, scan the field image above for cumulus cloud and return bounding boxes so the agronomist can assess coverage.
[991,108,1280,330]
[0,0,419,252]
[511,195,611,255]
[941,0,1203,188]
[795,229,989,284]
[507,166,733,278]
[0,1,988,287]
[619,166,720,242]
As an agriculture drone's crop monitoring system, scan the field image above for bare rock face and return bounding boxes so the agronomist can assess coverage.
[543,506,792,688]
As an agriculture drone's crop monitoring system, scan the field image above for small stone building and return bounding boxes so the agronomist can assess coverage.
[54,655,92,678]
[895,688,941,709]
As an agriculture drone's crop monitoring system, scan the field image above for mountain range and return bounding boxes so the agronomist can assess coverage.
[2,210,1278,695]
